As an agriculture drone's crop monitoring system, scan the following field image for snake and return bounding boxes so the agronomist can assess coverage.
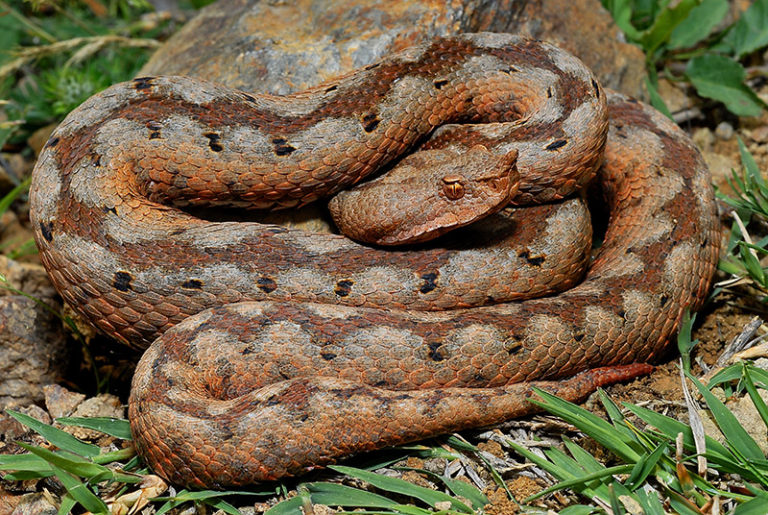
[28,33,720,488]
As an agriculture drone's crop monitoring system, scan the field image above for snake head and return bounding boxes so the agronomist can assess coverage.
[328,145,520,246]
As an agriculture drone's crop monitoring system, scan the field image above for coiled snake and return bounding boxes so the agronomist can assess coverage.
[29,33,719,488]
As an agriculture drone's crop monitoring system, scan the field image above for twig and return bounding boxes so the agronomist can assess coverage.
[713,317,765,370]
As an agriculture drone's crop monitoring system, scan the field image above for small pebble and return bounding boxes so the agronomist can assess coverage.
[715,121,734,140]
[751,125,768,143]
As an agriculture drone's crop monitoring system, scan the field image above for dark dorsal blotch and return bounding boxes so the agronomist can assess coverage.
[133,77,155,90]
[419,272,438,294]
[518,250,545,266]
[547,87,553,99]
[182,279,203,289]
[324,85,338,93]
[113,271,133,292]
[591,79,600,98]
[433,79,449,89]
[204,132,224,152]
[334,279,354,297]
[147,121,163,140]
[427,341,445,362]
[39,221,53,242]
[45,137,60,149]
[545,139,567,151]
[272,137,296,156]
[242,93,257,103]
[257,276,277,293]
[361,113,380,133]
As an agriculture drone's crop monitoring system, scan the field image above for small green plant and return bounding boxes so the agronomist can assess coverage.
[0,410,276,514]
[602,0,768,117]
[717,139,768,299]
[502,361,768,513]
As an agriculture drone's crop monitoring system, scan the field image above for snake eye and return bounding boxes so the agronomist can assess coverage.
[442,175,465,200]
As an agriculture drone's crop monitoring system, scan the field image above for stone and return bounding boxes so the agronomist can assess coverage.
[715,121,734,141]
[0,295,67,408]
[140,0,646,99]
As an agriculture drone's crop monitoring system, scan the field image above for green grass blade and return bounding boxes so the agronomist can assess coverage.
[707,363,748,387]
[154,489,273,502]
[18,443,114,483]
[598,390,636,441]
[264,488,309,515]
[6,409,100,457]
[0,452,53,473]
[741,365,768,429]
[306,482,401,508]
[205,497,241,515]
[676,310,697,373]
[57,493,77,515]
[56,417,132,440]
[635,486,666,515]
[623,403,733,462]
[446,435,512,498]
[395,468,488,509]
[685,371,764,462]
[561,438,608,474]
[524,465,633,503]
[509,440,607,499]
[330,465,474,513]
[645,77,673,119]
[0,175,31,216]
[625,441,667,490]
[738,138,766,187]
[50,463,109,514]
[530,388,641,462]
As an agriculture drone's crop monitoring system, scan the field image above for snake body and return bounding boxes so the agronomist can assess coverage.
[29,33,720,488]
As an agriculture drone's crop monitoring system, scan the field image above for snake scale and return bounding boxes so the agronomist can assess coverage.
[29,33,720,488]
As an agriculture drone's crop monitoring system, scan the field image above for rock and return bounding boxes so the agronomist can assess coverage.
[0,153,27,191]
[43,384,86,419]
[26,124,57,158]
[58,393,124,440]
[715,121,734,141]
[702,151,738,188]
[0,256,58,301]
[44,385,124,440]
[8,492,57,515]
[656,79,693,114]
[0,295,67,408]
[750,125,768,143]
[140,0,646,98]
[692,128,715,153]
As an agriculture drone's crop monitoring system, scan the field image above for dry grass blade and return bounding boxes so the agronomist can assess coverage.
[0,36,161,82]
[680,362,707,476]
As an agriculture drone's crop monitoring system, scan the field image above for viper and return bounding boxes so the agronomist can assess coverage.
[29,33,720,488]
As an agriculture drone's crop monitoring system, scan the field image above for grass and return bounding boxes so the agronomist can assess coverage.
[1,0,768,514]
